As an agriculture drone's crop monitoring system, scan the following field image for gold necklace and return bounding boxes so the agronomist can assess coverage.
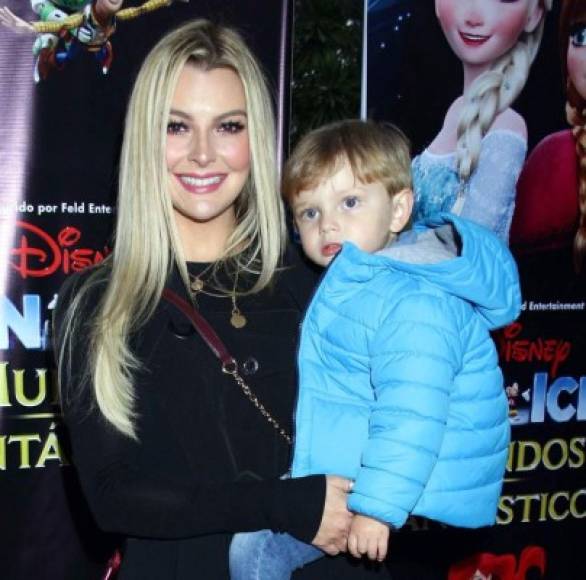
[188,268,247,329]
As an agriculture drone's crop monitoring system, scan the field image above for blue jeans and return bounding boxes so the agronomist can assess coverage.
[229,530,323,580]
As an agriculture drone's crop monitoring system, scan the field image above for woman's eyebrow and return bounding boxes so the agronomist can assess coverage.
[169,108,191,120]
[168,108,248,120]
[217,109,248,119]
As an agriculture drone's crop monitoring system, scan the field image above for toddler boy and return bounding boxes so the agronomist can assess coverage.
[229,119,521,579]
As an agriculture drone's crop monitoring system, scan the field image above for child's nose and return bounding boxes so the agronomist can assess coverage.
[319,214,339,233]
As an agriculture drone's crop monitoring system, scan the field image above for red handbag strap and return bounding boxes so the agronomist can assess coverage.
[162,287,292,444]
[162,288,234,366]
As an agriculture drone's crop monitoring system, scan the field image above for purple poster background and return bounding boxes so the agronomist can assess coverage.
[0,2,292,578]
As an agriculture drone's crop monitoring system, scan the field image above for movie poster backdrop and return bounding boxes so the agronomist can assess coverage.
[364,1,585,579]
[0,1,291,578]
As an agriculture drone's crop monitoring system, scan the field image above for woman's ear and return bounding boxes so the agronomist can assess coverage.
[524,0,544,34]
[390,188,414,234]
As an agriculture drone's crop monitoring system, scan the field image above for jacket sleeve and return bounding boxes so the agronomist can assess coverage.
[347,291,462,528]
[53,271,325,542]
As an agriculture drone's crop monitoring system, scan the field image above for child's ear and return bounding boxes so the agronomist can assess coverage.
[390,188,413,234]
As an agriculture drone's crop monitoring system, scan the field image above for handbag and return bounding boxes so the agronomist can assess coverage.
[162,288,292,444]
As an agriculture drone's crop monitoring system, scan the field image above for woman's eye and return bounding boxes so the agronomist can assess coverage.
[342,196,359,209]
[571,25,586,48]
[167,121,188,135]
[218,120,246,134]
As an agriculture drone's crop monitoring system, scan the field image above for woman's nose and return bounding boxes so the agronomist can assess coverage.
[188,132,216,166]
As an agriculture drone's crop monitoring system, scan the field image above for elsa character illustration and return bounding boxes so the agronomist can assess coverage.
[511,0,586,273]
[412,0,552,243]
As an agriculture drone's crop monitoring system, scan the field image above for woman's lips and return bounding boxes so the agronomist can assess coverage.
[175,173,226,194]
[321,243,342,257]
[459,31,490,47]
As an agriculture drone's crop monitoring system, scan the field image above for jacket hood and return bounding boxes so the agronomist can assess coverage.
[339,213,521,329]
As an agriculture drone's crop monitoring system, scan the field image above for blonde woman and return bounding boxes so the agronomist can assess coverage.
[53,20,357,580]
[412,0,552,243]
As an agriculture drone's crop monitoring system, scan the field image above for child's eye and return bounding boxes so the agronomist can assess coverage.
[342,196,359,209]
[167,120,188,135]
[218,120,246,134]
[299,207,318,221]
[570,25,586,48]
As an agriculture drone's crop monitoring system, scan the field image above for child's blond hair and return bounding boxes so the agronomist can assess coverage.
[282,119,411,203]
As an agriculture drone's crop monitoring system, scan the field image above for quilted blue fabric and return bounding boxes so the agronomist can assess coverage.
[290,214,521,529]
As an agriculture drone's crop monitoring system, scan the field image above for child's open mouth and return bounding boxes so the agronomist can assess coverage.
[321,243,342,257]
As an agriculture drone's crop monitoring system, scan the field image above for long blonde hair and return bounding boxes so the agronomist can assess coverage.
[456,0,553,182]
[561,0,586,272]
[59,19,286,438]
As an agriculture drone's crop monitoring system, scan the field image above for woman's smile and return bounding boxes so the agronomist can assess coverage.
[175,172,228,194]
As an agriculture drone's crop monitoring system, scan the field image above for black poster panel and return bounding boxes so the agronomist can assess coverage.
[364,1,585,578]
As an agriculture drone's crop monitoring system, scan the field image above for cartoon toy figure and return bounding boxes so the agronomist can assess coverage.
[511,0,586,273]
[412,0,552,243]
[0,0,187,81]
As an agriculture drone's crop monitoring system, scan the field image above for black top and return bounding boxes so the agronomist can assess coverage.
[54,249,392,579]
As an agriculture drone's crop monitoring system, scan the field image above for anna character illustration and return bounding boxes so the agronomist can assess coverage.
[511,0,586,273]
[412,0,551,243]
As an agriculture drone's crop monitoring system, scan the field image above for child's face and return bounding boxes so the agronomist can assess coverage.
[291,160,411,267]
[435,0,542,70]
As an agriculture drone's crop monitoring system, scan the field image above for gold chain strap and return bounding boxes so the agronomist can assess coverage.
[222,360,292,445]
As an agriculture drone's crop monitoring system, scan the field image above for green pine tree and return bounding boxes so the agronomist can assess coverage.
[290,0,362,147]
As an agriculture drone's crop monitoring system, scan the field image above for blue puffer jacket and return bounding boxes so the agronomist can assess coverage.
[290,214,521,529]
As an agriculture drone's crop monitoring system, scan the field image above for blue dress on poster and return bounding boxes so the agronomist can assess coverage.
[412,130,527,243]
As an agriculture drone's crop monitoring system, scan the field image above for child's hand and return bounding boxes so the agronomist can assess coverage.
[348,514,389,562]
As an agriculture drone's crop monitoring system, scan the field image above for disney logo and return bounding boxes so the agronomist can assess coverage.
[498,322,571,378]
[9,221,110,278]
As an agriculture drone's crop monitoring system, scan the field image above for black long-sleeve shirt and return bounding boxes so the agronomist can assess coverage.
[54,258,326,579]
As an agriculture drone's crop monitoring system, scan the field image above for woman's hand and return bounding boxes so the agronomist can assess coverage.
[311,475,353,556]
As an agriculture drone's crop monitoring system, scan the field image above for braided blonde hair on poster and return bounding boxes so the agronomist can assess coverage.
[455,0,553,183]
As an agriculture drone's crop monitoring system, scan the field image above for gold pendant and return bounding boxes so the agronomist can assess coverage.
[190,278,204,292]
[230,309,247,329]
